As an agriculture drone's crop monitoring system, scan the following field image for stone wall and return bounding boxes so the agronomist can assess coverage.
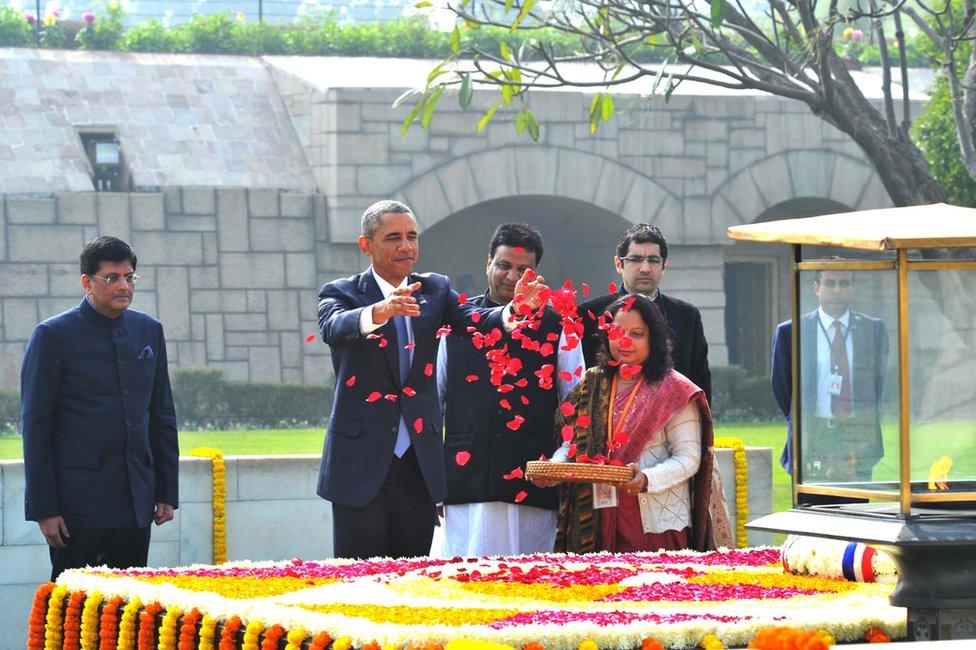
[0,187,338,389]
[0,446,774,649]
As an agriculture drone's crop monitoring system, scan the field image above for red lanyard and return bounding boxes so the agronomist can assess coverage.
[607,374,644,450]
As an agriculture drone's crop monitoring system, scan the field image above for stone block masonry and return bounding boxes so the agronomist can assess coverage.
[0,187,331,389]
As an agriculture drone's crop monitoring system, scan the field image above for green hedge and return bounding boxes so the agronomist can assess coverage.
[710,365,781,423]
[0,367,332,433]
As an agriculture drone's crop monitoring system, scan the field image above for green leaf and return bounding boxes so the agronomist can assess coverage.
[477,103,500,132]
[650,61,667,95]
[414,0,432,7]
[393,87,421,109]
[515,108,527,135]
[505,0,513,10]
[464,19,480,30]
[499,40,512,61]
[400,94,428,137]
[420,85,444,130]
[525,109,539,141]
[710,0,726,28]
[501,82,513,105]
[427,61,446,86]
[458,73,472,110]
[664,75,677,102]
[450,26,460,53]
[511,0,537,31]
[589,92,602,120]
[610,62,626,81]
[601,93,614,122]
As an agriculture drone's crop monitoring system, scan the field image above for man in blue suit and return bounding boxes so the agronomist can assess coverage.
[317,200,546,559]
[22,236,179,580]
[771,266,888,502]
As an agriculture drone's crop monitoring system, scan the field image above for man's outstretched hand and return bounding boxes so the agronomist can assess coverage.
[512,269,548,314]
[372,281,422,324]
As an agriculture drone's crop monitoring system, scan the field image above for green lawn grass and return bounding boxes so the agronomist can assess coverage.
[0,422,797,509]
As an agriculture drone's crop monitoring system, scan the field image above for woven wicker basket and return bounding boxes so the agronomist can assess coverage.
[525,461,635,484]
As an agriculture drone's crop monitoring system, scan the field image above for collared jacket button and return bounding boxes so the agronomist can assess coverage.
[122,389,129,396]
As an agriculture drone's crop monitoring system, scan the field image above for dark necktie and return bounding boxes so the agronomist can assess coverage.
[393,316,412,457]
[830,320,852,419]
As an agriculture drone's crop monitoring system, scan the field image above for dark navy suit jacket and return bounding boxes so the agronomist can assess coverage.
[21,298,179,529]
[316,270,502,508]
[770,310,888,473]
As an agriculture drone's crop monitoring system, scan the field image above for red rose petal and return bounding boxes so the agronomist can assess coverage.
[405,341,416,350]
[499,399,512,410]
[455,450,471,467]
[365,391,382,403]
[608,281,618,294]
[514,490,528,503]
[471,311,482,323]
[558,371,573,382]
[520,395,530,405]
[465,374,479,382]
[502,467,524,480]
[577,414,592,427]
[345,376,357,387]
[561,425,574,443]
[614,430,630,445]
[506,415,525,430]
[304,333,316,344]
[383,393,398,402]
[402,386,416,397]
[436,325,453,338]
[458,293,468,305]
[424,363,434,377]
[582,282,590,297]
[567,443,578,458]
[413,418,424,433]
[560,402,575,417]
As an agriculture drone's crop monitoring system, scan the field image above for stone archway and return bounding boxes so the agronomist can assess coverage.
[394,146,682,236]
[420,195,631,297]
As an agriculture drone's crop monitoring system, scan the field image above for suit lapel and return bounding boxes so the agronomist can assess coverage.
[401,273,432,389]
[358,270,399,383]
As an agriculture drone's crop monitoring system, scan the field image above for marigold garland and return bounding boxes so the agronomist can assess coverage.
[260,624,286,650]
[242,619,265,650]
[578,640,597,650]
[99,596,124,650]
[640,639,664,650]
[700,633,724,649]
[747,627,832,649]
[28,583,56,650]
[284,627,309,650]
[44,584,69,650]
[864,627,891,643]
[713,436,749,548]
[79,591,102,650]
[219,616,243,650]
[333,635,353,650]
[63,589,87,650]
[523,643,544,650]
[198,615,218,650]
[178,608,202,650]
[117,597,143,650]
[159,606,183,650]
[138,602,164,650]
[309,631,332,650]
[190,446,228,564]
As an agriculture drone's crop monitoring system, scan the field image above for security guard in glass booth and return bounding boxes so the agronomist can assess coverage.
[21,236,179,580]
[771,264,889,500]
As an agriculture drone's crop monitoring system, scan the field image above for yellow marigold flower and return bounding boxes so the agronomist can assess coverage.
[42,14,56,25]
[700,634,724,650]
[578,640,598,650]
[446,640,516,650]
[842,27,855,41]
[333,637,353,650]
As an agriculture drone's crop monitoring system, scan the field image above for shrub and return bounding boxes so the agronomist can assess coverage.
[710,365,781,423]
[119,19,189,53]
[180,13,239,54]
[912,75,976,207]
[171,367,331,429]
[0,6,33,46]
[0,389,20,432]
[75,1,126,51]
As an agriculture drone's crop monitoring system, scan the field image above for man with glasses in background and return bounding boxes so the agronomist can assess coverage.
[771,262,888,502]
[21,236,178,580]
[579,223,712,403]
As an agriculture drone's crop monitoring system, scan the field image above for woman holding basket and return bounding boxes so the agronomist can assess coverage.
[532,294,732,553]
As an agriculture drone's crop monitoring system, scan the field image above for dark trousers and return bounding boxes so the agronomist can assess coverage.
[331,446,437,560]
[50,525,151,581]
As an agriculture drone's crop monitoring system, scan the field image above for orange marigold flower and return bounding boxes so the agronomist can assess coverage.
[27,583,56,650]
[363,641,381,650]
[63,590,86,650]
[864,627,891,643]
[261,625,287,650]
[748,627,830,649]
[220,616,244,650]
[524,643,545,650]
[98,596,124,650]
[138,603,164,650]
[178,608,202,650]
[641,638,665,650]
[309,632,332,650]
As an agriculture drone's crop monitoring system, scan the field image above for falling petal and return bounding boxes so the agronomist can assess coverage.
[436,325,453,338]
[561,425,574,443]
[455,450,472,467]
[577,414,592,427]
[502,467,524,480]
[424,363,434,377]
[520,395,530,405]
[458,293,468,305]
[499,398,512,410]
[345,376,357,387]
[465,374,479,382]
[614,430,631,445]
[383,393,398,402]
[471,311,482,323]
[514,490,528,503]
[560,402,575,417]
[608,281,618,294]
[304,333,317,344]
[365,391,382,403]
[582,282,590,297]
[402,386,416,397]
[413,418,424,433]
[558,371,573,382]
[405,341,416,350]
[506,415,525,430]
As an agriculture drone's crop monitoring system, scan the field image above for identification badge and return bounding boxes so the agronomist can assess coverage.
[593,483,618,509]
[827,373,844,396]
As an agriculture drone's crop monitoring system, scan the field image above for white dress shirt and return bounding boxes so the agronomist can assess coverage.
[815,308,853,418]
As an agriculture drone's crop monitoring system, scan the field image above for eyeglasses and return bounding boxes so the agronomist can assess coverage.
[618,255,664,267]
[88,273,140,286]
